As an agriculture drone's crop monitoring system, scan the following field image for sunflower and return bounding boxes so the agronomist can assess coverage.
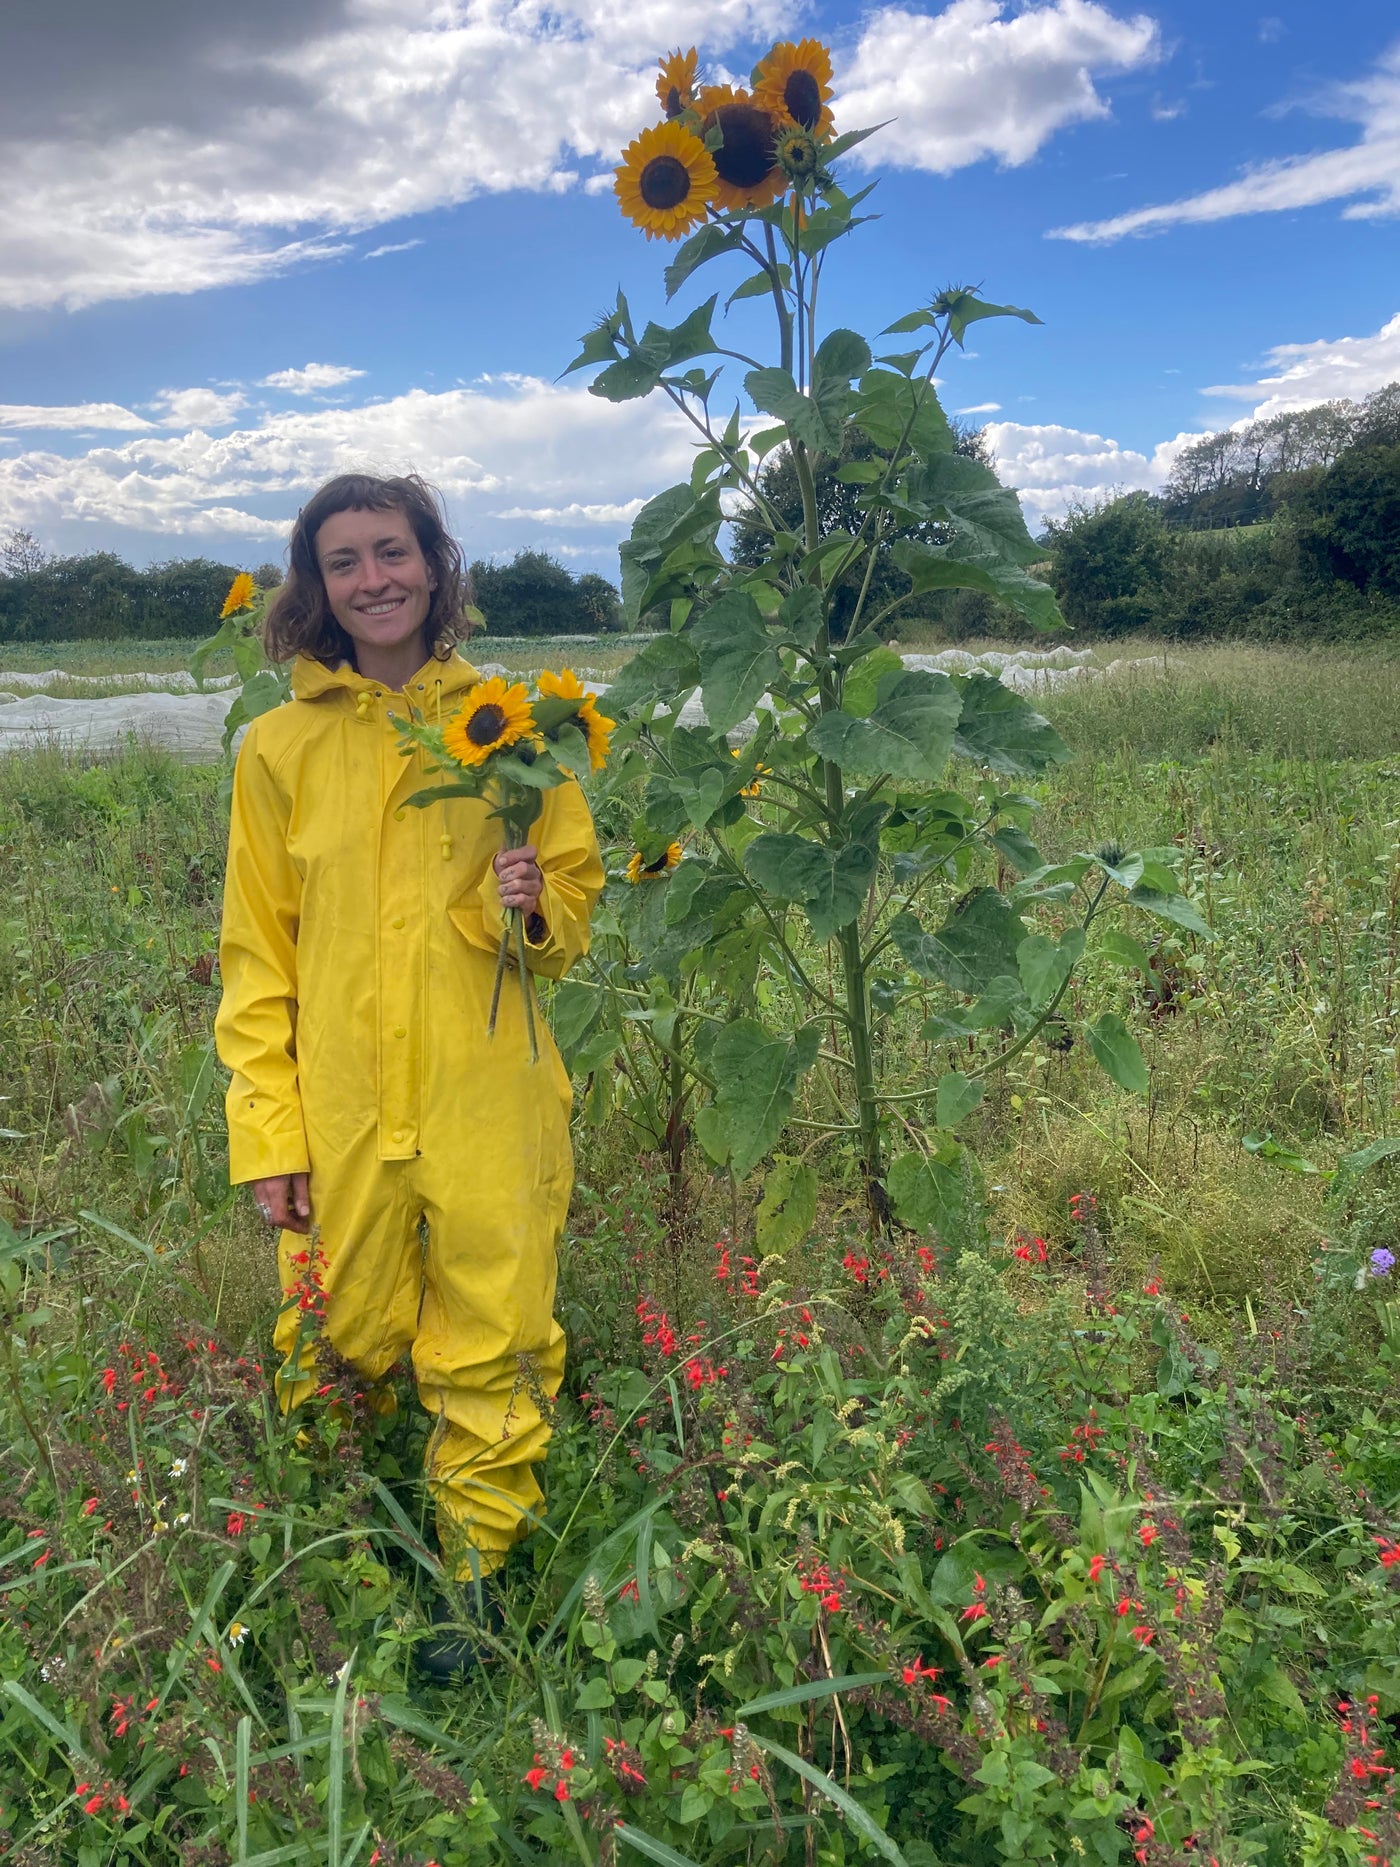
[753,39,834,138]
[221,571,259,619]
[615,119,717,241]
[696,85,783,213]
[655,47,698,118]
[538,668,615,771]
[442,677,535,768]
[625,842,683,883]
[731,746,769,797]
[774,123,822,186]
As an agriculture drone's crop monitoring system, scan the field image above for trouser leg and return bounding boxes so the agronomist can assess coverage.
[271,1151,421,1407]
[412,1170,568,1578]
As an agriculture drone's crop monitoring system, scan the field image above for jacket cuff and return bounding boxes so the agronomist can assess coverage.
[226,1098,311,1185]
[479,871,569,976]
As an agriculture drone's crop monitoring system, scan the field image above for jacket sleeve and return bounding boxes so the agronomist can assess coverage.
[475,777,605,981]
[215,725,310,1183]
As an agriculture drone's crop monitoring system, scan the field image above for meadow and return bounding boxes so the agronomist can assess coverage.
[2,642,1399,1867]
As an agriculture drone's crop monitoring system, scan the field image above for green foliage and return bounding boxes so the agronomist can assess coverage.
[0,553,253,644]
[468,551,624,636]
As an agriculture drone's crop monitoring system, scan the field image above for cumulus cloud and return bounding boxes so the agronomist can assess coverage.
[0,402,154,433]
[1201,312,1400,417]
[0,0,785,312]
[0,376,692,565]
[839,0,1160,173]
[1052,38,1400,240]
[150,387,248,427]
[982,418,1188,521]
[260,363,367,395]
[2,0,1171,312]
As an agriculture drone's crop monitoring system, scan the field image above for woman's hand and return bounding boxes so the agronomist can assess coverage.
[251,1173,312,1234]
[494,843,545,917]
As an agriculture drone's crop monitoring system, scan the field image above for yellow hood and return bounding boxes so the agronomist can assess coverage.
[289,649,485,705]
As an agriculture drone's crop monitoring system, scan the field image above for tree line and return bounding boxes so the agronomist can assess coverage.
[1045,382,1400,641]
[0,541,624,643]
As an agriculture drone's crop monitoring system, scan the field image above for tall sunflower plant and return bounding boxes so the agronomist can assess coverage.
[394,671,614,1063]
[562,40,1212,1230]
[192,573,292,763]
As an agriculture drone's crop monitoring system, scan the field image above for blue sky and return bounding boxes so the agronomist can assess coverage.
[0,0,1395,577]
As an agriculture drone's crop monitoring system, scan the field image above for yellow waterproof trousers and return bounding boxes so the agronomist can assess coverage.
[216,650,603,1576]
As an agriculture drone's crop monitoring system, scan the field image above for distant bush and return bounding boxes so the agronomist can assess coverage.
[0,552,243,643]
[468,550,624,636]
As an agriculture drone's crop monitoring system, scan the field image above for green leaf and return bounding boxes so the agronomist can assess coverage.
[891,890,1026,995]
[604,633,701,715]
[936,1071,984,1129]
[1099,929,1156,975]
[756,1157,819,1255]
[691,589,782,732]
[841,645,905,718]
[562,314,623,376]
[933,289,1043,347]
[727,265,790,311]
[885,1143,980,1240]
[751,1735,910,1867]
[575,1675,615,1710]
[881,309,937,335]
[664,222,744,300]
[737,1671,891,1717]
[852,370,953,460]
[807,670,960,782]
[990,824,1043,873]
[778,583,824,649]
[698,1020,819,1178]
[813,328,873,386]
[592,352,666,402]
[614,1824,708,1867]
[743,832,876,939]
[1087,1013,1148,1094]
[953,673,1070,776]
[1127,885,1212,938]
[745,365,844,456]
[834,460,885,484]
[1017,928,1084,1008]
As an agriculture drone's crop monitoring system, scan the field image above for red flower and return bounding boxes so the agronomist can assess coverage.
[821,1592,840,1612]
[1143,1278,1163,1296]
[1139,1523,1159,1548]
[226,1511,247,1537]
[1130,1624,1155,1645]
[525,1764,548,1791]
[554,1781,571,1803]
[619,1578,640,1602]
[101,1368,117,1394]
[961,1602,988,1622]
[1374,1537,1400,1569]
[902,1655,940,1685]
[1088,1553,1106,1583]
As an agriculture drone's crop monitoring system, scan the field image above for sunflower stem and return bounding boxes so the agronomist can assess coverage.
[514,908,540,1066]
[487,925,510,1037]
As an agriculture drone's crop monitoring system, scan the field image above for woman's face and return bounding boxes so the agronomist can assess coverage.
[314,506,436,664]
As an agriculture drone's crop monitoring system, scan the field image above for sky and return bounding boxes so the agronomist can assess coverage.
[0,0,1395,578]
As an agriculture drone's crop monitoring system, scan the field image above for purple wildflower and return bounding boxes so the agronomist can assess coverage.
[1370,1248,1396,1276]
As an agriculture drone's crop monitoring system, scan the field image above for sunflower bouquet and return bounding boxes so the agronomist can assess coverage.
[395,670,613,1062]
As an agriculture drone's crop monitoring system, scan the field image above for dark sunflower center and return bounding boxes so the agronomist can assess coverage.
[466,703,506,745]
[663,84,684,118]
[783,69,822,129]
[639,153,693,210]
[709,103,777,188]
[643,852,670,874]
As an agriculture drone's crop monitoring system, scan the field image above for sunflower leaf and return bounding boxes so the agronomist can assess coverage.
[727,267,788,311]
[664,223,745,300]
[743,832,876,940]
[696,1019,820,1178]
[953,673,1071,775]
[745,365,843,456]
[690,589,783,732]
[934,289,1043,347]
[806,669,960,782]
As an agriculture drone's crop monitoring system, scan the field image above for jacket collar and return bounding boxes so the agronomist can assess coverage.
[290,649,484,704]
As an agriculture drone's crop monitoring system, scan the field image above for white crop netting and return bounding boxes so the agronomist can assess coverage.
[0,649,1164,759]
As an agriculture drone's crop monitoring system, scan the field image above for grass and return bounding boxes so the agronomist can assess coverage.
[2,643,1399,1865]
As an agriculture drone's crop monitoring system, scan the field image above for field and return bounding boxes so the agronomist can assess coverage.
[3,642,1399,1866]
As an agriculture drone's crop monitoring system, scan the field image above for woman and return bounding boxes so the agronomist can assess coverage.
[215,473,604,1676]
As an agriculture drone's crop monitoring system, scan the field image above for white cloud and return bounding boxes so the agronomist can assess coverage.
[839,0,1160,174]
[150,387,248,428]
[363,239,424,259]
[0,0,787,313]
[1052,39,1400,241]
[260,362,367,395]
[956,401,1002,414]
[0,376,692,564]
[982,418,1185,520]
[1201,312,1400,417]
[0,402,154,433]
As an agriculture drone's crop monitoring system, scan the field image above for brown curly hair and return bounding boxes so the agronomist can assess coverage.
[262,472,475,667]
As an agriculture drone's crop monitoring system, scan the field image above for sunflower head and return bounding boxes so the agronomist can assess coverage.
[615,118,717,241]
[577,695,616,772]
[732,746,770,797]
[625,842,682,883]
[753,39,835,138]
[656,47,699,118]
[221,571,259,619]
[695,86,783,214]
[442,676,535,768]
[537,667,588,702]
[774,124,823,186]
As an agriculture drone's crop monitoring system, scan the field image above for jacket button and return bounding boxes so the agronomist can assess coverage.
[393,1026,406,1039]
[394,807,406,822]
[391,915,405,929]
[393,1128,406,1143]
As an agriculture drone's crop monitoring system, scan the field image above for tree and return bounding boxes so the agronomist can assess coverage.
[467,550,622,637]
[1,528,52,576]
[1043,493,1172,633]
[1290,443,1400,597]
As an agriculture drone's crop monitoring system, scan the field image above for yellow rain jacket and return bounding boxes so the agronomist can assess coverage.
[215,650,604,1573]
